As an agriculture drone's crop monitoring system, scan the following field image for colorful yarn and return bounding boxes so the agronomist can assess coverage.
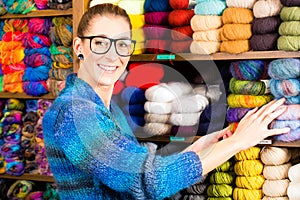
[4,19,28,32]
[222,8,254,24]
[22,66,50,82]
[270,78,300,98]
[226,107,251,122]
[280,6,300,21]
[250,33,279,51]
[49,44,73,64]
[5,159,25,176]
[230,60,268,81]
[48,68,73,80]
[22,33,51,49]
[0,1,7,16]
[144,12,169,25]
[5,98,24,111]
[7,180,34,199]
[235,147,261,161]
[235,175,265,190]
[4,83,24,93]
[22,81,49,96]
[3,0,36,14]
[268,58,300,80]
[227,94,273,108]
[28,18,52,35]
[168,10,194,27]
[252,16,282,35]
[1,31,24,41]
[144,0,172,12]
[34,0,49,10]
[229,78,268,95]
[234,160,264,176]
[2,63,26,74]
[52,61,73,69]
[3,71,24,84]
[260,146,291,165]
[194,0,226,16]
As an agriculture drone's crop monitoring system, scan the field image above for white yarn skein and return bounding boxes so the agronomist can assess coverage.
[263,162,292,180]
[226,0,257,9]
[260,146,291,165]
[262,179,290,197]
[144,101,172,114]
[171,94,209,113]
[253,0,283,18]
[287,182,300,200]
[288,163,300,183]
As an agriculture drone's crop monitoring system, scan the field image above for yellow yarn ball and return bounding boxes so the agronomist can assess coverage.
[222,7,254,24]
[234,160,264,176]
[220,40,251,54]
[221,24,252,41]
[235,147,261,161]
[235,175,265,190]
[129,14,145,29]
[233,188,263,200]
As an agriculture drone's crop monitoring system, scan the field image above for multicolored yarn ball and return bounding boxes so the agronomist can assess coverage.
[194,0,227,16]
[262,179,290,197]
[227,94,273,108]
[235,147,261,161]
[270,78,300,98]
[230,60,268,81]
[268,58,300,80]
[260,146,291,165]
[28,18,52,35]
[226,107,251,122]
[263,162,291,180]
[144,0,172,12]
[49,45,73,64]
[22,81,49,96]
[229,77,268,95]
[235,175,265,190]
[3,0,36,14]
[22,33,52,49]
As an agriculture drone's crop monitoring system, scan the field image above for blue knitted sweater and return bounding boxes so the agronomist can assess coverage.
[42,74,203,200]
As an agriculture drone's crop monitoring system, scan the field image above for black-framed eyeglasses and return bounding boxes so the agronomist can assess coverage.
[79,36,136,57]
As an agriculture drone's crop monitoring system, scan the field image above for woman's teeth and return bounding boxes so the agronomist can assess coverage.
[98,64,117,71]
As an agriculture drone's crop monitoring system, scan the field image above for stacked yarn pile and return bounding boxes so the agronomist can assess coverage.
[261,146,291,199]
[180,174,208,199]
[22,18,52,96]
[268,58,300,142]
[168,0,194,53]
[0,99,25,176]
[233,147,264,200]
[0,19,27,93]
[190,0,227,54]
[2,0,35,14]
[47,0,72,10]
[34,0,49,10]
[48,16,73,96]
[287,161,300,199]
[207,160,235,200]
[220,0,255,54]
[0,1,7,16]
[143,0,173,53]
[251,0,283,51]
[277,0,300,51]
[227,60,273,132]
[118,0,146,55]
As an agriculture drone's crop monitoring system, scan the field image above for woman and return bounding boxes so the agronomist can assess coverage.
[42,3,289,199]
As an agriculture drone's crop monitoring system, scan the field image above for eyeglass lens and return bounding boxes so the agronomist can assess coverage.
[91,37,134,56]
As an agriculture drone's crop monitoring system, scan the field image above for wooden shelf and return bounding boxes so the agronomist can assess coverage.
[0,8,73,19]
[130,51,300,62]
[0,92,56,99]
[0,173,55,182]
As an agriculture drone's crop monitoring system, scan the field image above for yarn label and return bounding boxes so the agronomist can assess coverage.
[156,54,175,60]
[258,139,272,144]
[188,0,197,9]
[170,136,185,141]
[261,79,270,94]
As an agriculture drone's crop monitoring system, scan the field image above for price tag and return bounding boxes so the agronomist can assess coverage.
[259,139,272,144]
[170,136,185,141]
[156,54,175,60]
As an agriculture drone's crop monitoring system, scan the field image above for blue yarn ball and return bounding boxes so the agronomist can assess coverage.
[270,78,300,98]
[274,127,300,142]
[123,104,145,116]
[268,58,300,80]
[22,81,49,96]
[144,0,172,12]
[121,86,146,104]
[194,0,227,16]
[230,60,267,81]
[271,119,300,130]
[22,66,50,82]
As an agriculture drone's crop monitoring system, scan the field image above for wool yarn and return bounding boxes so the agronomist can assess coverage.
[169,0,196,10]
[193,29,222,42]
[270,78,300,98]
[168,10,194,27]
[190,41,221,55]
[280,0,300,6]
[287,182,300,200]
[252,16,282,34]
[263,196,289,200]
[169,112,201,126]
[276,104,300,120]
[279,21,300,36]
[171,94,209,113]
[144,101,172,114]
[250,33,280,51]
[234,160,264,176]
[123,104,145,116]
[263,162,291,180]
[227,94,273,108]
[222,8,254,24]
[226,107,250,122]
[182,195,207,200]
[253,0,283,18]
[220,40,251,54]
[260,147,291,165]
[230,60,268,81]
[262,179,290,197]
[277,36,300,51]
[235,147,261,161]
[185,182,209,194]
[215,160,234,172]
[274,127,300,141]
[233,188,263,200]
[3,0,35,14]
[194,0,227,16]
[191,15,223,31]
[226,0,257,9]
[28,18,52,35]
[22,81,49,96]
[170,40,192,53]
[280,6,300,21]
[268,58,300,80]
[22,66,50,82]
[221,24,252,41]
[144,12,169,25]
[121,86,146,104]
[143,122,172,136]
[288,163,300,182]
[171,26,193,41]
[118,0,145,14]
[229,78,268,95]
[206,184,233,197]
[143,0,172,12]
[209,172,235,185]
[235,175,265,190]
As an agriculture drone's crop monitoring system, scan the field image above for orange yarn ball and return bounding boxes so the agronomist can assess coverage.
[168,10,194,27]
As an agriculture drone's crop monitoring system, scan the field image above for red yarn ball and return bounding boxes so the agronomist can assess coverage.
[168,10,194,27]
[145,39,171,53]
[170,39,192,53]
[169,0,190,10]
[171,26,193,41]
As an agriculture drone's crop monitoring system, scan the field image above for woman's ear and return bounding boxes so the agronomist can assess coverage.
[73,37,83,56]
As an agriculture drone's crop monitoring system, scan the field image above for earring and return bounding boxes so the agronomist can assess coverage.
[78,54,84,60]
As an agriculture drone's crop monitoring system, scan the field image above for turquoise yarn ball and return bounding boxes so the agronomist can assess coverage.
[230,60,267,81]
[194,0,227,16]
[270,78,300,98]
[268,58,300,80]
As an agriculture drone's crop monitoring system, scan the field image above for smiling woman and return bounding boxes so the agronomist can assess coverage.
[41,3,290,200]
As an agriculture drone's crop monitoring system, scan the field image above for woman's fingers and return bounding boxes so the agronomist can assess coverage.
[255,98,286,122]
[266,127,290,137]
[261,105,287,126]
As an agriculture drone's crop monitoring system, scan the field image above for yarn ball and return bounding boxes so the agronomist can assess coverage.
[273,127,300,142]
[221,24,252,41]
[230,60,268,81]
[276,104,300,120]
[270,78,300,98]
[144,12,170,25]
[185,182,209,194]
[169,0,196,10]
[277,35,300,51]
[233,188,263,200]
[280,0,300,6]
[144,113,170,123]
[171,94,209,113]
[22,66,50,82]
[227,94,273,108]
[222,7,254,24]
[144,101,172,114]
[206,184,233,197]
[263,162,291,180]
[129,14,145,29]
[234,160,264,176]
[268,58,300,80]
[288,163,300,182]
[280,6,300,21]
[214,160,234,172]
[253,0,283,18]
[220,40,251,54]
[229,77,268,95]
[191,15,223,31]
[252,16,282,35]
[262,197,288,200]
[234,147,261,161]
[118,0,145,15]
[260,146,291,165]
[171,26,193,41]
[226,107,250,122]
[168,10,194,27]
[209,172,235,185]
[262,179,290,197]
[226,0,257,8]
[121,86,146,104]
[143,122,172,136]
[194,0,227,16]
[279,21,300,36]
[22,81,49,96]
[192,29,222,42]
[144,0,172,12]
[251,33,279,51]
[169,112,201,126]
[287,182,300,200]
[170,39,192,53]
[235,175,265,190]
[190,40,221,55]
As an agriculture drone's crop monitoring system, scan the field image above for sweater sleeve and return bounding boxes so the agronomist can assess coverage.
[54,99,203,199]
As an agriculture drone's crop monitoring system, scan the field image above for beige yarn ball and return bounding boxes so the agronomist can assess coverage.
[143,122,171,136]
[192,29,222,42]
[144,113,170,123]
[263,162,292,180]
[144,101,172,114]
[263,196,289,200]
[253,0,283,18]
[262,179,290,197]
[191,15,222,31]
[226,0,257,9]
[190,41,221,55]
[288,163,300,182]
[260,146,291,165]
